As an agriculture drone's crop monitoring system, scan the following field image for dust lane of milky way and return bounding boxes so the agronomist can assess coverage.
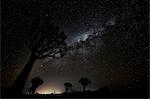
[2,0,148,95]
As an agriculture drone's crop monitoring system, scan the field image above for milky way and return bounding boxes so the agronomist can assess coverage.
[2,0,149,95]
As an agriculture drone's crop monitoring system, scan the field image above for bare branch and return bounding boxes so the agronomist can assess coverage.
[25,21,68,59]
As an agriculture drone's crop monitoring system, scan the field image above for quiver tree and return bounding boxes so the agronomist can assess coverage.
[11,21,68,95]
[79,77,91,93]
[28,77,44,94]
[64,82,72,94]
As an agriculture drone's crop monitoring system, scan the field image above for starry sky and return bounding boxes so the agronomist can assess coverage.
[2,0,149,94]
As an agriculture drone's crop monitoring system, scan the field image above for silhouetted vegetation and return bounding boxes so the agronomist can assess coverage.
[64,82,72,94]
[5,86,148,98]
[3,77,149,98]
[11,19,68,95]
[2,0,148,98]
[28,77,44,94]
[79,77,91,93]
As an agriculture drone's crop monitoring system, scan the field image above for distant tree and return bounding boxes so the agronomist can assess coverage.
[79,78,91,93]
[28,77,44,94]
[11,18,68,95]
[64,82,72,94]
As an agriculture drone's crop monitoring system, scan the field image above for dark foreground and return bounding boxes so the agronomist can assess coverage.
[2,87,149,98]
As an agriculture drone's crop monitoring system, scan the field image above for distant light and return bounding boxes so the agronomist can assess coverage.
[38,91,61,94]
[36,88,62,94]
[55,91,62,94]
[39,92,50,94]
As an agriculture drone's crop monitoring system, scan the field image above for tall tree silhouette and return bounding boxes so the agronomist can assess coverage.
[11,18,68,95]
[28,77,43,94]
[64,82,72,94]
[79,78,91,93]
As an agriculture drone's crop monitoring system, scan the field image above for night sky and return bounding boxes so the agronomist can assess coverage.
[2,0,149,95]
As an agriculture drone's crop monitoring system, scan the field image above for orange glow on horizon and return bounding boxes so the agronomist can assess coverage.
[36,87,62,94]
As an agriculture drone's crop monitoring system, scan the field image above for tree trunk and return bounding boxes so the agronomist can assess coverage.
[83,86,86,93]
[10,54,36,96]
[65,88,67,94]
